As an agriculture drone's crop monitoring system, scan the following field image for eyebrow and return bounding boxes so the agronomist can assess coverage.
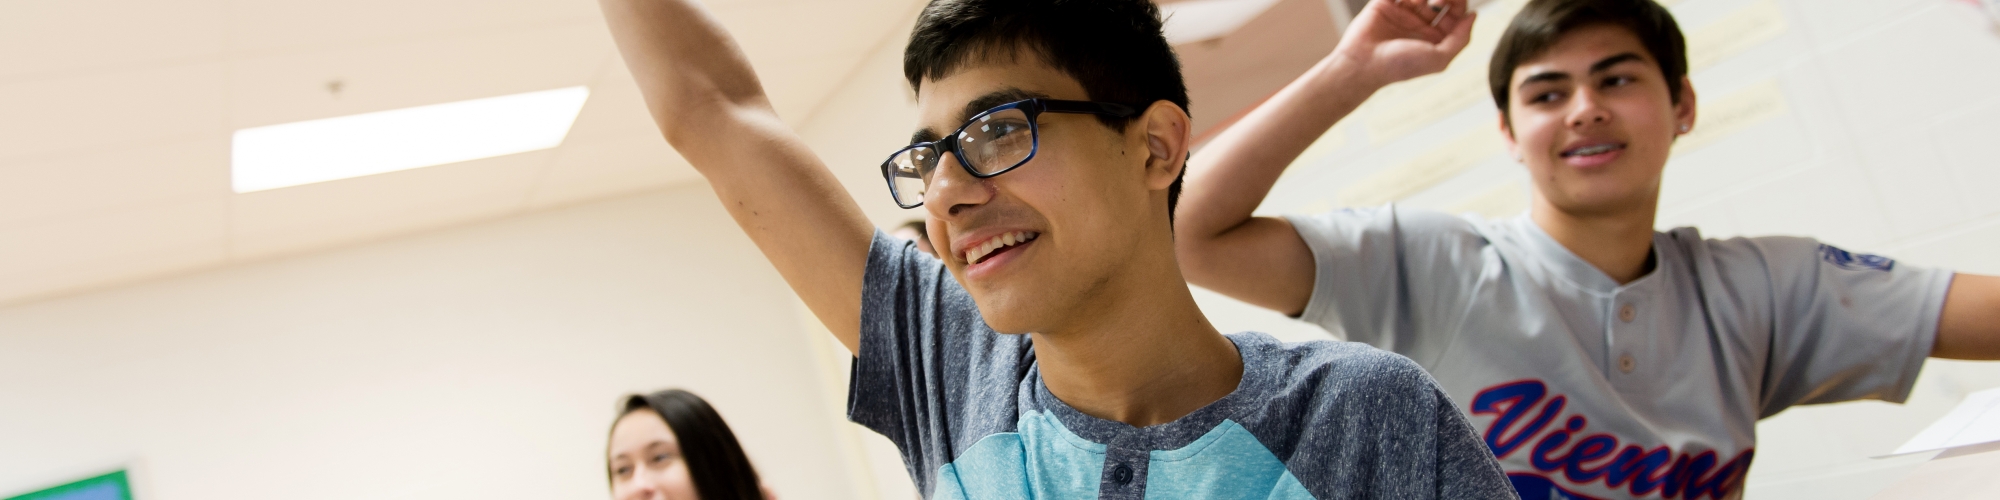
[910,87,1050,144]
[1516,52,1650,90]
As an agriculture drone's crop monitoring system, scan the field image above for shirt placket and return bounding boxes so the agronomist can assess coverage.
[1607,287,1651,382]
[1095,430,1151,500]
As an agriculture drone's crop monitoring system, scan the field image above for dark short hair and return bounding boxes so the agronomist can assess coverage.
[904,0,1190,222]
[1488,0,1688,123]
[609,389,762,500]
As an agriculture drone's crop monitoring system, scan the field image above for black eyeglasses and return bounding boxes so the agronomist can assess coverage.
[880,98,1139,208]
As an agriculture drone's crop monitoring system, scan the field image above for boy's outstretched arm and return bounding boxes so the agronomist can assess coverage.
[1176,0,1475,315]
[1936,273,2000,359]
[601,0,873,353]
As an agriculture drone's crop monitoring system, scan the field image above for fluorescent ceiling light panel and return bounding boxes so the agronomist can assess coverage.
[232,86,591,193]
[1159,0,1283,45]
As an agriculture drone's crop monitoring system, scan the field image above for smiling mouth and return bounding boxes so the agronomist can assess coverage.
[1561,143,1625,157]
[965,231,1039,265]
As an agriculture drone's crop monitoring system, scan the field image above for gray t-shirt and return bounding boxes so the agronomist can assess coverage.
[1284,206,1953,499]
[846,231,1515,500]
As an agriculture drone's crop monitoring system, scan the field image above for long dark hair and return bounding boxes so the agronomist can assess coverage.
[609,389,763,500]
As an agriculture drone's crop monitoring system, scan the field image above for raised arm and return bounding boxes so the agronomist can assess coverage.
[1935,273,2000,359]
[601,0,873,353]
[1175,0,1475,315]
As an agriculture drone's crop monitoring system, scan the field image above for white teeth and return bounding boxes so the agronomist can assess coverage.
[1568,143,1620,156]
[963,231,1040,264]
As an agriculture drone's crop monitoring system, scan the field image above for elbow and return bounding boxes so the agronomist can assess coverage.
[648,96,755,149]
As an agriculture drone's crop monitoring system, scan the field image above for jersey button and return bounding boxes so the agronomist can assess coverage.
[1619,304,1637,323]
[1619,353,1636,373]
[1111,464,1133,485]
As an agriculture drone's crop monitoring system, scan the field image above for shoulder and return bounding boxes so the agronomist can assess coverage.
[1661,226,1821,264]
[1248,336,1440,404]
[1662,230,1878,289]
[1229,334,1457,462]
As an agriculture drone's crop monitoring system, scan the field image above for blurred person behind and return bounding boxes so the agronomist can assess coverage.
[607,389,772,500]
[891,219,937,257]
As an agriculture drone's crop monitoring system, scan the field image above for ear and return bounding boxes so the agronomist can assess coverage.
[1139,100,1192,191]
[1673,75,1698,136]
[1497,111,1520,161]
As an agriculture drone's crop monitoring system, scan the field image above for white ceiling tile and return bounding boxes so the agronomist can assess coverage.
[0,136,231,225]
[0,0,923,304]
[0,62,227,161]
[228,0,602,55]
[711,1,913,63]
[0,0,228,83]
[0,198,229,305]
[228,150,554,261]
[563,62,660,143]
[227,23,614,129]
[526,135,697,210]
[757,53,875,124]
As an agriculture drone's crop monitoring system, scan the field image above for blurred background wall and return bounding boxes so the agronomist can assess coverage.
[2,0,1998,499]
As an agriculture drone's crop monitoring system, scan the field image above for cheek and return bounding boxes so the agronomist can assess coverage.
[1513,114,1562,154]
[663,462,700,498]
[1619,101,1677,147]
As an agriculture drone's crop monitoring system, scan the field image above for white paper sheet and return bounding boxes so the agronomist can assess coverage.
[1890,387,2000,456]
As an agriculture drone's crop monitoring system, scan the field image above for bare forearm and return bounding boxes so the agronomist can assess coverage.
[1170,53,1380,314]
[600,0,873,352]
[1177,53,1380,241]
[1935,273,2000,360]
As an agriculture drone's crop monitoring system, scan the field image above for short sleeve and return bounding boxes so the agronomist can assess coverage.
[1282,205,1492,364]
[847,230,1031,496]
[1736,237,1953,415]
[1431,386,1519,499]
[1267,343,1515,499]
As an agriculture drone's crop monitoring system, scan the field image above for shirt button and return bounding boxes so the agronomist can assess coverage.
[1111,464,1133,485]
[1619,353,1636,373]
[1619,304,1637,323]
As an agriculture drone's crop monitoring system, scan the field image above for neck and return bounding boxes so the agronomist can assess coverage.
[1530,191,1658,284]
[1030,239,1240,428]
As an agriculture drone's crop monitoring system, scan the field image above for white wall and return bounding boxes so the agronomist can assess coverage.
[0,186,863,500]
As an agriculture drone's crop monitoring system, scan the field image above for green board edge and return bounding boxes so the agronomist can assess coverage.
[4,470,132,500]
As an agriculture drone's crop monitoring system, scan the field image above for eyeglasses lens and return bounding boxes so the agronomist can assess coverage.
[885,106,1037,208]
[889,146,933,207]
[961,108,1035,176]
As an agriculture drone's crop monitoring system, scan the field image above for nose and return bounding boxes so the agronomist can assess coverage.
[621,471,660,500]
[1567,87,1612,128]
[924,150,995,220]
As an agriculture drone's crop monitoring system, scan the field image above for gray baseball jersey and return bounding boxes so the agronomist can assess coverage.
[848,230,1516,500]
[1283,206,1952,500]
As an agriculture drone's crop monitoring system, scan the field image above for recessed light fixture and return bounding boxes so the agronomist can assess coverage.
[1158,0,1283,45]
[231,86,591,193]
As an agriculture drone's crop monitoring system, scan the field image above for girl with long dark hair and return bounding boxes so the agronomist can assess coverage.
[606,389,770,500]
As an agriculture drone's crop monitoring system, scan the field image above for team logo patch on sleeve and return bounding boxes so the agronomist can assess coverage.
[1818,244,1894,271]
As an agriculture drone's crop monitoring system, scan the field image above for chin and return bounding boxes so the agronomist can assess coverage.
[1552,189,1650,215]
[970,295,1040,335]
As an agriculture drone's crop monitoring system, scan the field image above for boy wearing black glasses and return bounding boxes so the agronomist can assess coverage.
[599,0,1511,498]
